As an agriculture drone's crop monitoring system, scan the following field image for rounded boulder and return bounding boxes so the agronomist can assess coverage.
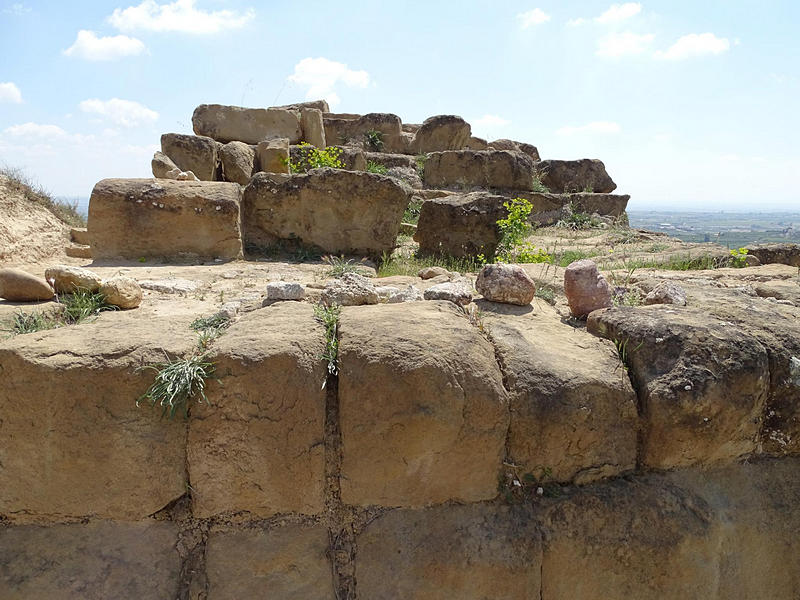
[0,268,55,302]
[476,263,535,306]
[100,276,143,309]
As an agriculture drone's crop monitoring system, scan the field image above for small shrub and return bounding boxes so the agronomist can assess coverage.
[314,304,341,381]
[728,247,749,268]
[496,198,534,262]
[323,255,367,278]
[364,129,384,152]
[137,355,215,419]
[415,154,427,179]
[403,197,423,225]
[289,143,344,173]
[531,169,550,193]
[365,160,388,175]
[512,243,551,264]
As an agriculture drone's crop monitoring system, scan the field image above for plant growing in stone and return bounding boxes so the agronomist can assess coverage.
[137,354,215,419]
[59,288,117,324]
[366,160,388,175]
[323,255,367,278]
[415,154,427,179]
[495,197,551,263]
[364,129,384,151]
[10,311,59,335]
[531,168,549,193]
[556,204,600,230]
[314,304,341,383]
[289,143,345,172]
[191,313,231,349]
[728,247,749,268]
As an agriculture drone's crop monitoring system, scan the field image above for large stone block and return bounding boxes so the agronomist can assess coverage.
[192,104,302,144]
[242,169,409,255]
[357,504,542,599]
[219,140,255,185]
[412,115,471,153]
[88,178,243,260]
[338,302,509,507]
[538,158,617,193]
[300,107,326,147]
[160,133,219,181]
[0,521,180,599]
[188,303,327,518]
[414,191,505,257]
[423,149,536,191]
[205,524,333,599]
[588,305,769,469]
[0,314,193,522]
[487,305,638,484]
[322,112,405,152]
[744,243,800,267]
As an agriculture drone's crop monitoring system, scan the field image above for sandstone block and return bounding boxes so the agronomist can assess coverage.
[273,99,330,112]
[0,522,180,599]
[219,140,255,185]
[0,314,193,521]
[160,133,219,181]
[423,281,473,305]
[0,268,54,301]
[322,112,404,152]
[266,281,305,301]
[69,227,90,245]
[192,104,302,144]
[257,138,290,173]
[418,266,451,279]
[300,107,326,147]
[564,259,613,318]
[88,178,243,260]
[412,115,472,153]
[188,303,327,518]
[99,276,142,309]
[588,306,769,469]
[423,149,536,190]
[44,264,102,293]
[358,504,542,599]
[205,524,332,600]
[321,272,379,306]
[539,158,616,193]
[644,281,687,306]
[338,302,509,507]
[476,263,535,306]
[242,169,409,255]
[487,306,637,483]
[151,150,178,178]
[744,243,800,267]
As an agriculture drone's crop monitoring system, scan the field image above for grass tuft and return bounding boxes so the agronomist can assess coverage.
[314,304,341,382]
[137,355,215,419]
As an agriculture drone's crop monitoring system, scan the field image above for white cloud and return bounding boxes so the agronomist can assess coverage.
[63,30,145,61]
[556,121,621,136]
[0,82,23,104]
[4,122,67,137]
[596,31,654,57]
[596,3,642,24]
[473,115,511,128]
[3,3,31,15]
[79,98,159,127]
[655,33,730,60]
[567,17,587,26]
[288,57,369,108]
[108,0,254,34]
[517,8,550,28]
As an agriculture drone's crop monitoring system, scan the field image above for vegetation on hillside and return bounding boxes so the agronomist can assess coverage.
[1,165,86,227]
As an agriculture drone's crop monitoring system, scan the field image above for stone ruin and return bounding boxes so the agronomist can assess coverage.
[87,98,630,260]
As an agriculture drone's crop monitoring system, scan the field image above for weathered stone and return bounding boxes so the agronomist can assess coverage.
[321,272,379,306]
[0,314,192,521]
[0,268,54,301]
[0,522,180,599]
[139,278,202,294]
[386,166,422,188]
[64,244,92,259]
[166,168,200,181]
[88,178,243,260]
[363,152,416,169]
[402,123,421,134]
[418,266,451,280]
[413,115,471,153]
[414,191,505,257]
[266,281,305,301]
[273,99,330,112]
[205,525,333,600]
[151,150,178,178]
[485,140,541,162]
[423,281,473,305]
[242,169,409,255]
[322,112,404,152]
[219,141,255,185]
[188,303,327,518]
[465,136,488,150]
[192,104,302,144]
[69,227,89,245]
[385,284,424,303]
[99,276,142,309]
[518,142,541,162]
[566,191,629,217]
[538,159,616,193]
[44,264,102,293]
[644,281,687,306]
[256,138,289,174]
[486,305,638,483]
[160,133,219,181]
[423,150,536,190]
[358,504,542,599]
[476,263,535,305]
[338,302,509,506]
[564,259,613,318]
[745,243,800,267]
[588,306,769,469]
[300,107,326,147]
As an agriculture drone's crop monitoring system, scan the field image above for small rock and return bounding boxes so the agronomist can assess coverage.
[99,276,142,309]
[266,281,305,301]
[418,266,451,280]
[644,281,688,307]
[215,301,241,319]
[140,279,202,294]
[164,168,200,181]
[563,259,613,318]
[423,281,473,306]
[321,272,379,306]
[476,263,536,306]
[0,268,55,301]
[426,274,451,285]
[375,285,400,301]
[44,265,103,294]
[386,285,424,303]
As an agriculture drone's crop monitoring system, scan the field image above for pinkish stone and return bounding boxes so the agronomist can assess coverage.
[564,259,613,318]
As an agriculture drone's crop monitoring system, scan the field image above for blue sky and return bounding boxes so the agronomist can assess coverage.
[1,0,798,210]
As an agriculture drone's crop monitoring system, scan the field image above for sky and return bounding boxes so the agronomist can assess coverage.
[1,0,798,211]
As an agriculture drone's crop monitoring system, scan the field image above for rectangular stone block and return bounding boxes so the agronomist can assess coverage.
[322,112,404,152]
[206,524,333,599]
[0,313,193,522]
[188,303,327,518]
[88,178,243,260]
[300,107,326,148]
[423,149,535,191]
[0,521,180,599]
[193,104,302,144]
[256,138,289,173]
[161,133,219,181]
[338,302,509,507]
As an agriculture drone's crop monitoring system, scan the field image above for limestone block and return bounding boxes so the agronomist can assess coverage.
[192,104,302,144]
[161,133,219,181]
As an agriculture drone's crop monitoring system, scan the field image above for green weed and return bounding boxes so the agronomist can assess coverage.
[314,304,341,382]
[364,129,384,151]
[366,160,388,175]
[137,355,215,419]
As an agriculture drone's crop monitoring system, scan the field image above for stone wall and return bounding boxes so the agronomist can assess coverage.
[1,300,799,598]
